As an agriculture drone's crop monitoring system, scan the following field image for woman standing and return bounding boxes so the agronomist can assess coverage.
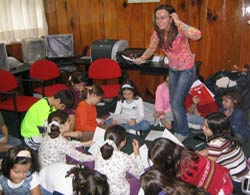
[135,4,201,141]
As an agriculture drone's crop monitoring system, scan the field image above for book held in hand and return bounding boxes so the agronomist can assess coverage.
[189,80,215,106]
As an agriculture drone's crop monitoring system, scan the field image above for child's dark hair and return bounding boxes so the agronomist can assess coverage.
[82,84,104,100]
[118,80,140,101]
[140,169,205,195]
[100,125,126,160]
[222,88,242,106]
[47,110,69,139]
[153,4,178,51]
[54,89,75,109]
[148,138,199,177]
[243,64,250,71]
[67,71,88,87]
[205,112,240,148]
[65,166,109,195]
[1,145,36,179]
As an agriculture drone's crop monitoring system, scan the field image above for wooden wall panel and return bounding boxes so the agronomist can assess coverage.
[55,0,70,33]
[44,0,58,34]
[65,0,82,55]
[90,0,104,40]
[6,43,23,62]
[221,1,242,70]
[102,0,117,39]
[129,4,145,47]
[143,3,157,48]
[202,0,224,77]
[78,0,93,55]
[116,0,131,42]
[187,0,202,61]
[239,0,250,67]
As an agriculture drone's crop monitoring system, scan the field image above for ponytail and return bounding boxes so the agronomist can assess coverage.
[100,125,126,160]
[47,110,69,139]
[100,142,115,160]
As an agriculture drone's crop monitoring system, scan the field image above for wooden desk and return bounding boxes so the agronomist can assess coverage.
[119,61,169,75]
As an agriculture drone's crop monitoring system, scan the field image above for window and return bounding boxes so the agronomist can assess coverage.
[0,0,48,43]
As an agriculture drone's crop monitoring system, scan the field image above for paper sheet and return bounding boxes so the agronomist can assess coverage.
[137,188,144,195]
[130,144,153,169]
[161,128,184,147]
[109,112,131,124]
[145,130,163,141]
[122,55,134,62]
[88,127,106,156]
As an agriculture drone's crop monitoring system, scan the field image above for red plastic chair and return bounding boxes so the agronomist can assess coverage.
[0,69,39,128]
[88,58,122,99]
[30,59,68,97]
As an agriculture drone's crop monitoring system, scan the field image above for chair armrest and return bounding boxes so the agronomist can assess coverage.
[18,77,47,96]
[0,90,16,96]
[18,77,44,84]
[0,90,18,111]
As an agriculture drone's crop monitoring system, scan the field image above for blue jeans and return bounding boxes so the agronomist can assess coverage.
[164,112,204,128]
[169,66,196,136]
[106,118,150,131]
[121,120,150,131]
[0,133,22,146]
[186,113,204,127]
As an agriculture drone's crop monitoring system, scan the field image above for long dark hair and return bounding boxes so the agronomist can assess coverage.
[205,112,240,148]
[153,4,178,51]
[140,169,205,195]
[66,166,109,195]
[100,125,126,160]
[148,138,199,177]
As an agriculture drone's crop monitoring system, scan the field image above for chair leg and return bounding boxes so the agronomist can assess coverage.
[14,112,23,139]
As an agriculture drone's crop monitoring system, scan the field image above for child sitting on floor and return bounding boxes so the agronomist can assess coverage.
[64,71,88,131]
[149,138,233,195]
[0,112,22,152]
[95,125,144,195]
[199,112,249,194]
[0,145,41,195]
[21,89,74,151]
[140,169,205,195]
[39,162,109,195]
[73,84,104,141]
[220,88,250,142]
[38,110,93,169]
[107,80,150,136]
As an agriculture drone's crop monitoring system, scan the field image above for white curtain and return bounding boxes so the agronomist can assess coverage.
[0,0,48,43]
